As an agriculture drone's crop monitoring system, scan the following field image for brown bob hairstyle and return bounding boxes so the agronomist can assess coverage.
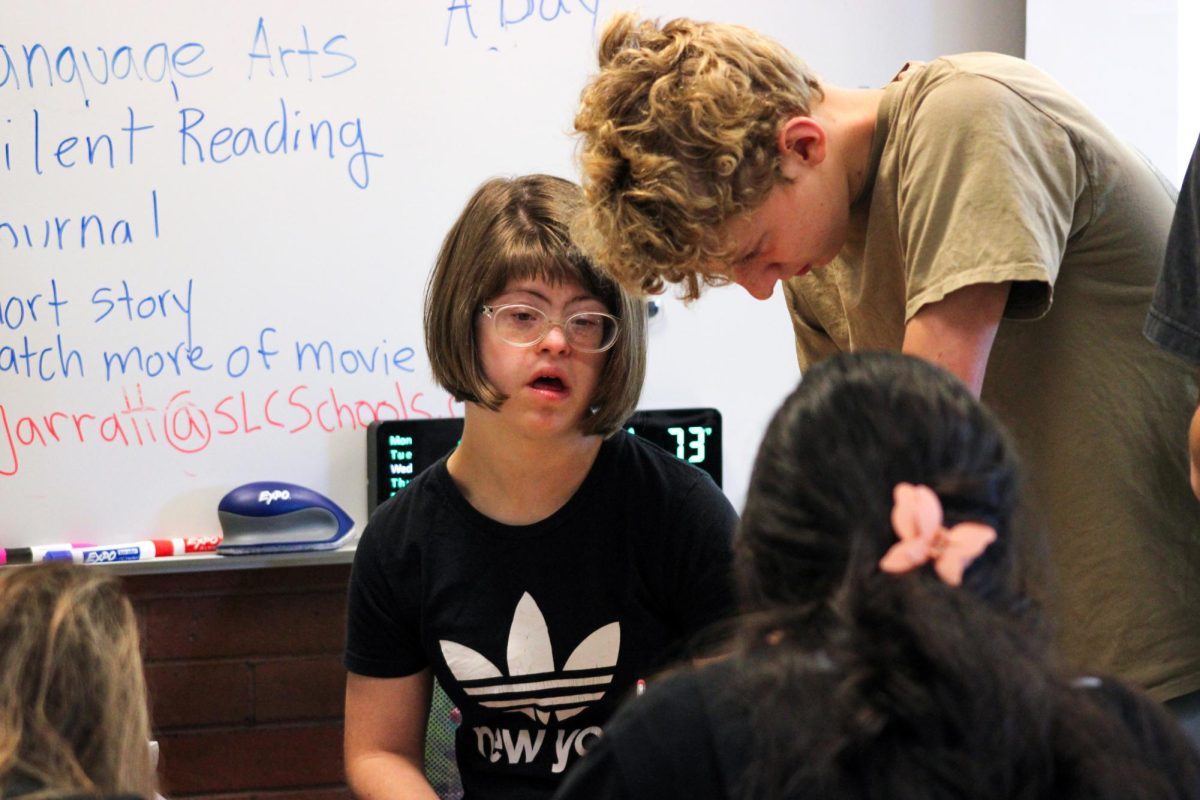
[423,174,647,437]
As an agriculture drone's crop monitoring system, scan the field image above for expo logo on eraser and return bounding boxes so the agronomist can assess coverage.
[258,489,291,505]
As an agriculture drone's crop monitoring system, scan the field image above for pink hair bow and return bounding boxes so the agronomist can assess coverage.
[878,483,996,586]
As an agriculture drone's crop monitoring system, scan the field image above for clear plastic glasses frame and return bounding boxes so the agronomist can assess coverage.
[480,303,620,353]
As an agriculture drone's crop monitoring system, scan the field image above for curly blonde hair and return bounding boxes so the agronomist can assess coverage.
[574,13,823,300]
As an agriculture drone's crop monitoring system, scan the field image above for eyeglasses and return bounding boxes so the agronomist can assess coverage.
[480,304,620,353]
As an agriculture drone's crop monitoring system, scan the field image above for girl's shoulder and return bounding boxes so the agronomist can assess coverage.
[358,453,462,551]
[598,431,725,500]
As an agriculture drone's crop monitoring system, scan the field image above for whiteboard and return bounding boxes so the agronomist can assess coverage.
[0,1,1022,546]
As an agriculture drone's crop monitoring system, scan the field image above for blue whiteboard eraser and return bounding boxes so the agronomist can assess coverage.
[216,481,355,555]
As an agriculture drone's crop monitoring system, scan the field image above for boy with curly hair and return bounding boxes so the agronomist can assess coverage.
[574,13,1200,726]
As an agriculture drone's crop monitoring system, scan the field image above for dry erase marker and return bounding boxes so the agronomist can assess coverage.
[2,543,95,564]
[141,536,222,555]
[172,534,222,553]
[75,541,173,565]
[74,536,222,564]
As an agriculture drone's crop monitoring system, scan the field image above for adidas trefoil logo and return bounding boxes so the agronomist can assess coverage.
[439,592,620,725]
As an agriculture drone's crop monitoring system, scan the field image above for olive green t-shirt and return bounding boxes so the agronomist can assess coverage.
[784,52,1200,701]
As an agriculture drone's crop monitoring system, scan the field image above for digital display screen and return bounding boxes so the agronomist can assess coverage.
[621,408,722,488]
[367,408,722,512]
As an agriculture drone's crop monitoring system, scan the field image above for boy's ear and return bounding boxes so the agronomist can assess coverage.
[777,116,827,178]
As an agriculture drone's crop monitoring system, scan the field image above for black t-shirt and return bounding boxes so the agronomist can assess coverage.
[1148,131,1200,363]
[345,431,738,800]
[553,660,1200,800]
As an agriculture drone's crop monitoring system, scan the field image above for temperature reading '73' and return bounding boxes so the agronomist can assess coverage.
[667,426,712,464]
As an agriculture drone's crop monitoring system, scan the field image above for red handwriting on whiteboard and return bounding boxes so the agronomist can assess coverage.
[0,381,461,476]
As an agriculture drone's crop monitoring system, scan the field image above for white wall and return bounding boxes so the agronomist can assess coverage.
[1181,1,1200,171]
[1027,0,1194,186]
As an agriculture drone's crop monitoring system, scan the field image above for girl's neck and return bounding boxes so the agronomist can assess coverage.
[446,409,603,526]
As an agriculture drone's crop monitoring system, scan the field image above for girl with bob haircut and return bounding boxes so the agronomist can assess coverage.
[344,174,737,800]
[0,562,157,800]
[554,352,1200,800]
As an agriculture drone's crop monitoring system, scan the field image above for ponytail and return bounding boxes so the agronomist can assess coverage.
[732,353,1199,799]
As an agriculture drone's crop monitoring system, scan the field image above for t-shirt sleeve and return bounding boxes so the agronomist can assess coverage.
[664,473,738,648]
[897,72,1081,322]
[343,503,428,678]
[1147,132,1200,363]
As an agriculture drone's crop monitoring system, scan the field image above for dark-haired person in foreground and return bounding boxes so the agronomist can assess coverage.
[553,352,1200,800]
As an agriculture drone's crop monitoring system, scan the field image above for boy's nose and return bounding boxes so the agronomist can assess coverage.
[735,269,778,301]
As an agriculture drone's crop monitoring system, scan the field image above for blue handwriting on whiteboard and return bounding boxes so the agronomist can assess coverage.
[0,39,211,107]
[91,278,195,346]
[178,98,382,189]
[445,0,601,47]
[0,189,159,251]
[0,334,86,381]
[246,17,357,80]
[295,339,415,376]
[6,107,155,176]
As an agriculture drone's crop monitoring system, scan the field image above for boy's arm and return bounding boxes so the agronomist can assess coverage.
[902,281,1010,397]
[344,670,438,800]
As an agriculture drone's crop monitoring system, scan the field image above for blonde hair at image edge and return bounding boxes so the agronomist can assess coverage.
[0,563,157,800]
